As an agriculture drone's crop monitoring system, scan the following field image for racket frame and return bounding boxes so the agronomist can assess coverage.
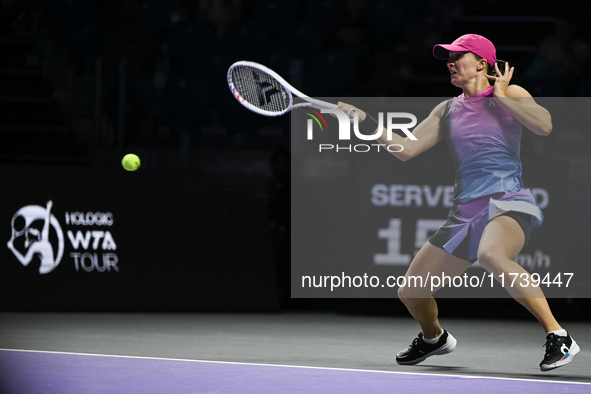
[227,61,337,117]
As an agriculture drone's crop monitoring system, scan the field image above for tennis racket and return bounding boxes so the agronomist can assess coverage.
[227,61,341,117]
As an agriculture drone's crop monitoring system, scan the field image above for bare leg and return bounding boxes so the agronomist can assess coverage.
[398,242,472,338]
[477,215,561,333]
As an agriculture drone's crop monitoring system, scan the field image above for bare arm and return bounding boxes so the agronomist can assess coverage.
[487,62,552,136]
[336,100,447,161]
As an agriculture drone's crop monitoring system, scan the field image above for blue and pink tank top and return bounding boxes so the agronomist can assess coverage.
[440,85,524,204]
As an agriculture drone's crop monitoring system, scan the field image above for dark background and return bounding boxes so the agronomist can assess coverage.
[1,0,590,318]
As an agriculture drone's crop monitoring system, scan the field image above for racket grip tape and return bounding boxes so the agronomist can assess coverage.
[358,113,380,135]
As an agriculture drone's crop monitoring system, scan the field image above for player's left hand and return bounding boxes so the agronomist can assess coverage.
[486,61,515,98]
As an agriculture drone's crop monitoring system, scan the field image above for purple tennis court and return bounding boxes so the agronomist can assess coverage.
[0,313,589,393]
[0,349,589,394]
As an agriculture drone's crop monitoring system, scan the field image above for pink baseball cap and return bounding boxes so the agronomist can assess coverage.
[433,34,496,66]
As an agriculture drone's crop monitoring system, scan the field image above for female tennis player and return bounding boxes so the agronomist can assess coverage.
[336,34,579,371]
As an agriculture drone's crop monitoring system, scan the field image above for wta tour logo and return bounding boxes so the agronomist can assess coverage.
[7,201,120,274]
[7,200,65,274]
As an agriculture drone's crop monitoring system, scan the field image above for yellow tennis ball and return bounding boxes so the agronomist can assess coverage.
[122,153,141,171]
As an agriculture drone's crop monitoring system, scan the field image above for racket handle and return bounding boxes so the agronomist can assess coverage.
[305,97,337,110]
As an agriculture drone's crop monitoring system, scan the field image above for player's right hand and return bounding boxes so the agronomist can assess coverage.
[336,102,367,123]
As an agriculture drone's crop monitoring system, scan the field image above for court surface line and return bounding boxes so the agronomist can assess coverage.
[0,347,588,386]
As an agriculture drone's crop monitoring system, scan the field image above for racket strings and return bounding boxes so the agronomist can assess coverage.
[231,66,290,113]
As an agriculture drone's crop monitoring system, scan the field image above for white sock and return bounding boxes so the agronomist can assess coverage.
[423,329,444,344]
[548,329,567,337]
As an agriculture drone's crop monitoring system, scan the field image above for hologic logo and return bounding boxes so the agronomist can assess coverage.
[7,201,120,275]
[7,200,65,274]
